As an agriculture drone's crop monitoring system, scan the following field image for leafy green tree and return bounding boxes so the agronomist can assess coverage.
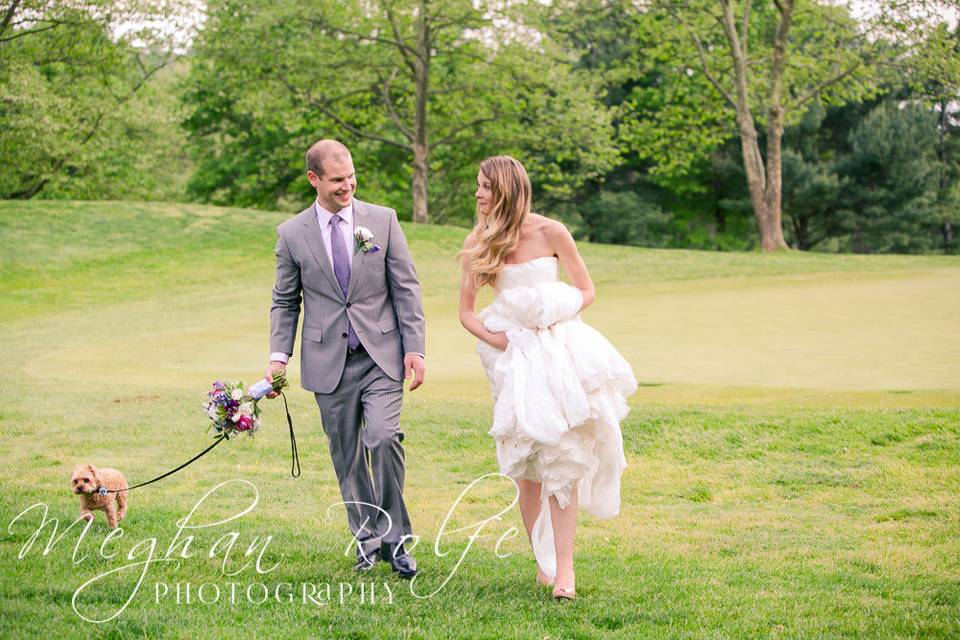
[778,91,956,253]
[0,0,192,200]
[528,0,724,246]
[647,0,892,250]
[934,98,960,253]
[909,23,960,252]
[511,0,960,254]
[575,178,673,247]
[182,0,618,222]
[642,0,958,252]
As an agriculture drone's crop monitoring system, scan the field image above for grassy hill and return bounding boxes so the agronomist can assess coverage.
[1,201,958,639]
[3,200,958,395]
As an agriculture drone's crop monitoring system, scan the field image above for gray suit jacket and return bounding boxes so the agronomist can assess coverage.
[270,199,426,393]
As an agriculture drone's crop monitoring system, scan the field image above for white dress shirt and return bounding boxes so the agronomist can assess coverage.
[315,200,356,276]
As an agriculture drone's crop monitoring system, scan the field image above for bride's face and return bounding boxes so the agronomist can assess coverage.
[475,171,493,215]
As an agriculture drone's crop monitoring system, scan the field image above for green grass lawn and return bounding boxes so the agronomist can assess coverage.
[1,200,959,639]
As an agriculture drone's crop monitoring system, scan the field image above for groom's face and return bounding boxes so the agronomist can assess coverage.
[309,155,357,212]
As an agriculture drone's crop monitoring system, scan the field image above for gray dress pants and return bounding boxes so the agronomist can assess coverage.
[314,348,411,555]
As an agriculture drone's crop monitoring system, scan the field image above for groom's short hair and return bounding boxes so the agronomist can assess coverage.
[306,139,351,177]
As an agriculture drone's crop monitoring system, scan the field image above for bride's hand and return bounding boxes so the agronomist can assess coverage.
[487,332,509,351]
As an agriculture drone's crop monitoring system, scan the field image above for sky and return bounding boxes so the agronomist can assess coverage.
[110,0,959,53]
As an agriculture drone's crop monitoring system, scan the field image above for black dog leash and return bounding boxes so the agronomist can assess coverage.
[100,391,300,494]
[280,391,301,478]
[101,434,227,494]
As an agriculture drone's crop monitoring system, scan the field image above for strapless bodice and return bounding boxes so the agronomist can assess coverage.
[496,256,559,291]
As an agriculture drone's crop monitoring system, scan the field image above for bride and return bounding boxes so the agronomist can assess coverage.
[457,155,637,600]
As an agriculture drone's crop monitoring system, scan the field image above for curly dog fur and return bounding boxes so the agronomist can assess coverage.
[70,463,128,528]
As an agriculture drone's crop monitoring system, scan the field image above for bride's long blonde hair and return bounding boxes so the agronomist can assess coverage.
[458,155,531,287]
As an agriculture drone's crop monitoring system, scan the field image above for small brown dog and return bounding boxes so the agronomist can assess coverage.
[70,464,128,528]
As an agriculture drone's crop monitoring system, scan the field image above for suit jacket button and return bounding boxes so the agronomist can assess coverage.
[341,332,348,338]
[346,303,352,308]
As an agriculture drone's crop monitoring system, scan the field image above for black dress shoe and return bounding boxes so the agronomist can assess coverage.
[354,548,379,572]
[380,542,418,578]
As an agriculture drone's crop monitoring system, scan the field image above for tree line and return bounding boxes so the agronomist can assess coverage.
[2,0,957,253]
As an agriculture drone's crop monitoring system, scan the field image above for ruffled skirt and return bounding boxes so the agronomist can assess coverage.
[476,282,636,577]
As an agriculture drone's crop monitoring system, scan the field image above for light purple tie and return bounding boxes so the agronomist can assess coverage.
[329,214,360,350]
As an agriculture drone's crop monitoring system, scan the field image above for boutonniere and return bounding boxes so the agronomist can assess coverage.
[354,226,381,254]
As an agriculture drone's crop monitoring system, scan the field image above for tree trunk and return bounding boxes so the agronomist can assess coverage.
[937,98,952,250]
[758,0,791,251]
[736,114,787,250]
[411,142,429,224]
[714,201,726,233]
[718,0,789,251]
[737,127,788,250]
[761,105,789,250]
[411,1,430,224]
[791,210,810,250]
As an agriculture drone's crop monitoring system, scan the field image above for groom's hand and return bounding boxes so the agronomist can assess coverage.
[404,353,425,391]
[265,361,286,398]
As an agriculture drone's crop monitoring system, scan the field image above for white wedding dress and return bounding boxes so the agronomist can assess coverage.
[476,256,637,579]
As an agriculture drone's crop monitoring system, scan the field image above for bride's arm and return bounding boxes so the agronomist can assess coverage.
[459,269,509,351]
[547,221,595,311]
[458,236,509,351]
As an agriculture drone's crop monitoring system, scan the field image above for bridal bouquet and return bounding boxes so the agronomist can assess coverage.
[203,372,288,438]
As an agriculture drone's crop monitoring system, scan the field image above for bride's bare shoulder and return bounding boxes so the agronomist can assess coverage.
[526,213,565,233]
[527,213,570,240]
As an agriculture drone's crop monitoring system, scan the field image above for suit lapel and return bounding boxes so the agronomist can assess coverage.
[346,200,367,301]
[300,205,345,300]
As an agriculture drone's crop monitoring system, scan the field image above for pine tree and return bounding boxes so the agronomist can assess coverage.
[837,102,940,253]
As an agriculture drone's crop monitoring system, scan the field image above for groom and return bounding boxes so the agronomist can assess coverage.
[265,139,426,577]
